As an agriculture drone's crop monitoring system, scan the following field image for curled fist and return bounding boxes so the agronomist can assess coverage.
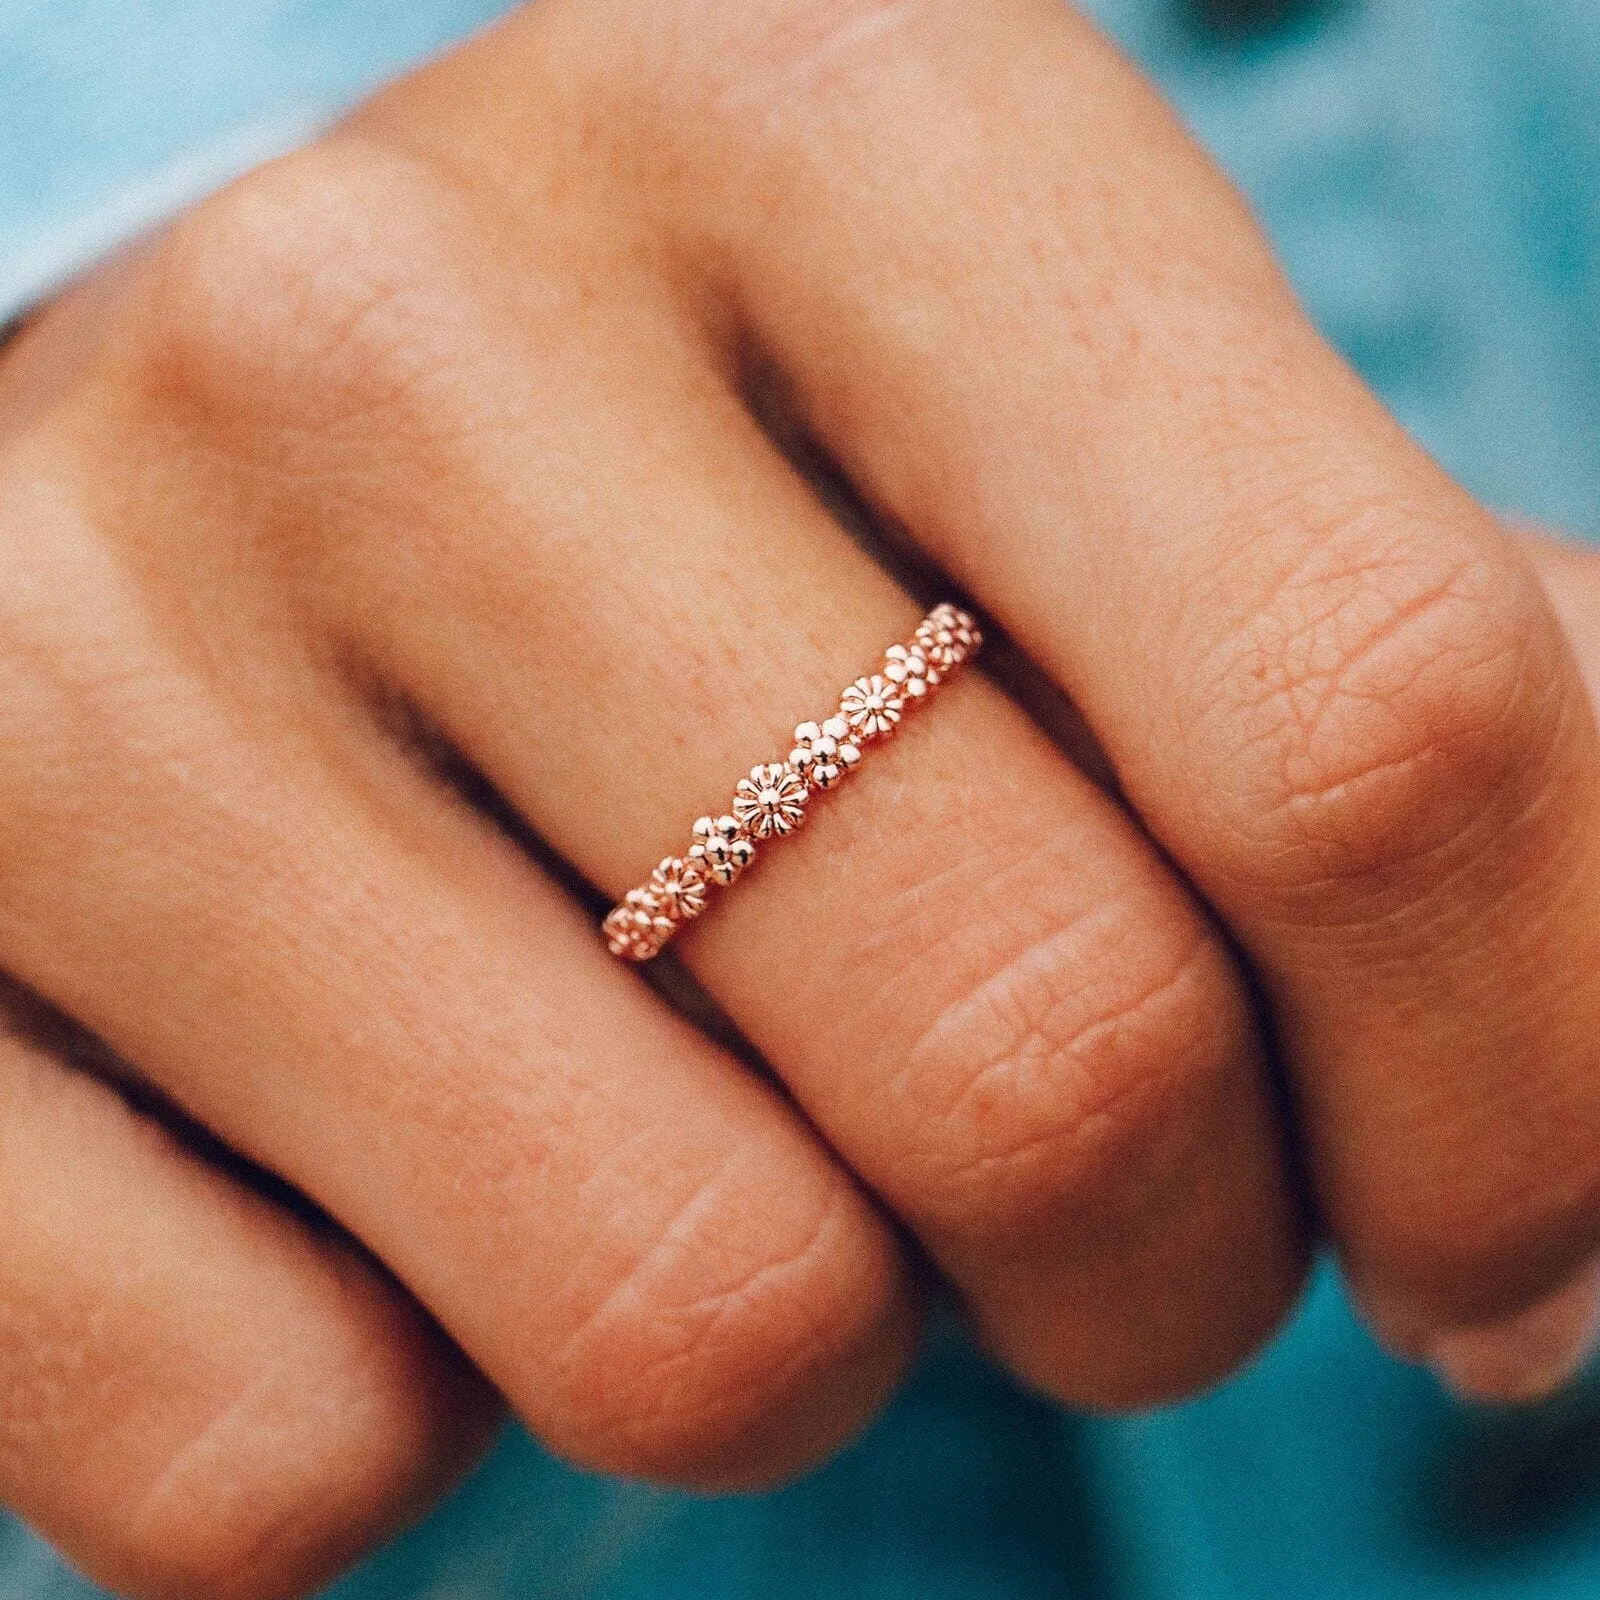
[4,3,1600,1595]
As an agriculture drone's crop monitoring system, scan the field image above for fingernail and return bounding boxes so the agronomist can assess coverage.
[1426,1254,1600,1405]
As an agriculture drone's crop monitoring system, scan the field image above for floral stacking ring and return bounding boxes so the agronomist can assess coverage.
[604,603,982,962]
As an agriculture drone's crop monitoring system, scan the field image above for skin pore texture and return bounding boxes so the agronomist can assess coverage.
[3,2,1600,1595]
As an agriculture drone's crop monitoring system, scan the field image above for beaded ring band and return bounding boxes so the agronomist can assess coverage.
[604,603,982,962]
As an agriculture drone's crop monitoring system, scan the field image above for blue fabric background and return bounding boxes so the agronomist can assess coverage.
[3,2,1600,1596]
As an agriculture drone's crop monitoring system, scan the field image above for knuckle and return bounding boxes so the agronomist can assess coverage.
[102,1306,481,1600]
[544,1168,897,1485]
[0,460,172,854]
[108,1501,288,1600]
[987,1271,1295,1416]
[587,0,925,148]
[135,139,472,443]
[894,887,1250,1251]
[704,0,923,111]
[1355,1146,1600,1322]
[1188,510,1565,905]
[681,0,908,83]
[109,1420,361,1600]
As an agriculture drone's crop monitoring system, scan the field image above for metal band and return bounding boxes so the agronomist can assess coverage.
[604,603,982,962]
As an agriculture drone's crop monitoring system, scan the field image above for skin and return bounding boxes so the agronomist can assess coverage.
[3,0,1600,1592]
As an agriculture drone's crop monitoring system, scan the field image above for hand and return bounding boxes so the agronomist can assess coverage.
[5,3,1600,1594]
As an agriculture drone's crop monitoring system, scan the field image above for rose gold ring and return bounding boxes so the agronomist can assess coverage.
[604,603,982,962]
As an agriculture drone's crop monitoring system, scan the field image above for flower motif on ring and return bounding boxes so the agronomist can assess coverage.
[947,606,981,653]
[916,604,981,674]
[883,642,933,700]
[733,763,809,838]
[649,856,709,921]
[689,814,757,885]
[790,718,861,790]
[604,889,674,961]
[839,674,904,742]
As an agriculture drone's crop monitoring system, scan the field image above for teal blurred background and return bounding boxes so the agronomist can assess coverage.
[3,1,1600,1595]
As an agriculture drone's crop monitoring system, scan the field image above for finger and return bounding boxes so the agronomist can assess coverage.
[0,397,913,1488]
[0,997,495,1600]
[1524,530,1600,690]
[1411,531,1600,1401]
[1414,527,1600,1402]
[206,136,1308,1406]
[595,0,1600,1347]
